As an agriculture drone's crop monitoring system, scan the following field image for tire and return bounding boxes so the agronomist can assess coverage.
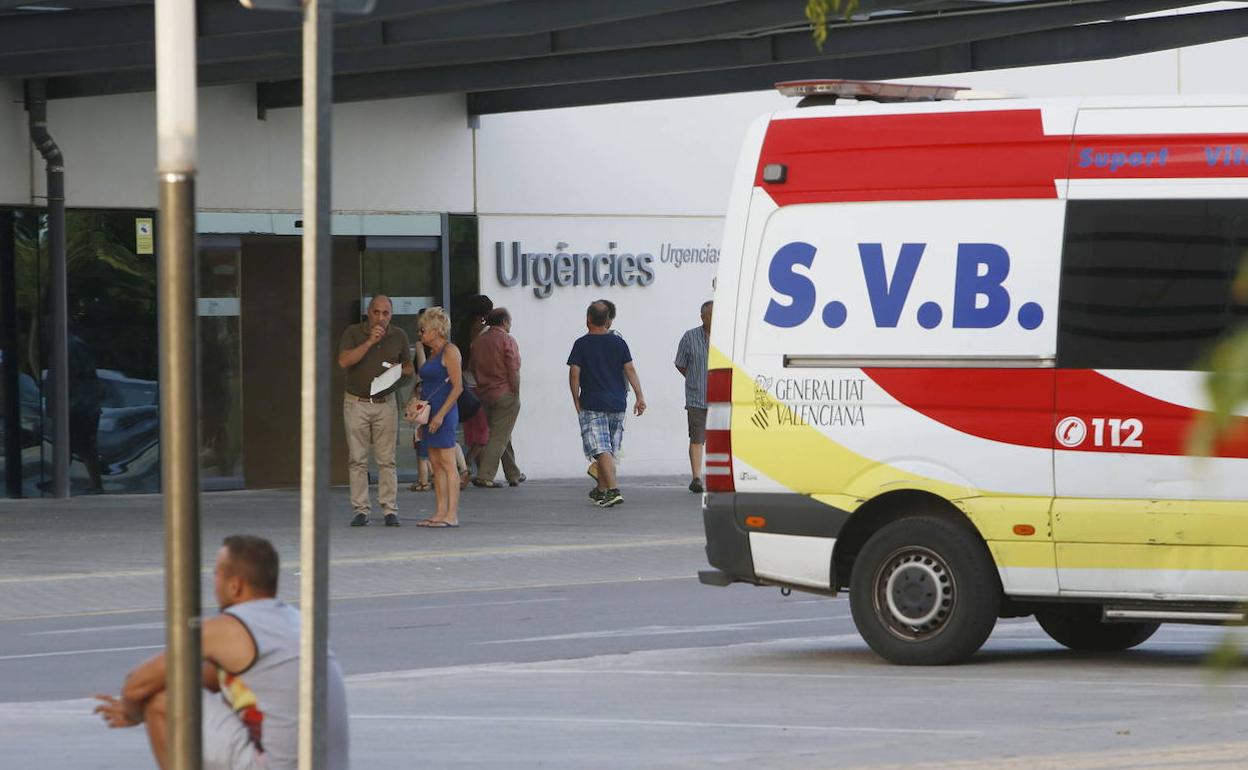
[849,515,1000,665]
[1034,604,1159,652]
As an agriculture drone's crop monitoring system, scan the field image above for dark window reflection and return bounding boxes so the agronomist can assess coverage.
[199,241,243,488]
[10,209,159,495]
[1058,200,1248,371]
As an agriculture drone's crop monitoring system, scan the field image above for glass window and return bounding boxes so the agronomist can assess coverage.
[199,239,243,488]
[1058,200,1248,370]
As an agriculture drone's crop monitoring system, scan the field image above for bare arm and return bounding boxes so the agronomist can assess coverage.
[624,362,646,416]
[201,614,256,675]
[337,325,385,370]
[429,344,464,433]
[93,651,166,727]
[569,365,582,413]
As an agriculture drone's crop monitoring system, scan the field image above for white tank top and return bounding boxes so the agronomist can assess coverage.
[219,598,349,770]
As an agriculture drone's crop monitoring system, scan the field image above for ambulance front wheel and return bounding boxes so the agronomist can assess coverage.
[849,516,1000,665]
[1034,604,1159,652]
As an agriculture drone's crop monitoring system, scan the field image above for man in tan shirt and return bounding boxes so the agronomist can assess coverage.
[338,295,413,526]
[470,307,525,487]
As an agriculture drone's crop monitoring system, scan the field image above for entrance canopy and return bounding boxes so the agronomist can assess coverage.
[1,0,1245,114]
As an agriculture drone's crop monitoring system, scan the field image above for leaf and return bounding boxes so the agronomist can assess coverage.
[805,0,860,51]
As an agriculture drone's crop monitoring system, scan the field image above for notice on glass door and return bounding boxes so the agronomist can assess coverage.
[135,218,154,255]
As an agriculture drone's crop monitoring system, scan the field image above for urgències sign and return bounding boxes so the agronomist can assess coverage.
[495,239,719,298]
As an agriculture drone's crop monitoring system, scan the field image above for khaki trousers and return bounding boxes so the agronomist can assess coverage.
[343,394,398,515]
[477,392,522,483]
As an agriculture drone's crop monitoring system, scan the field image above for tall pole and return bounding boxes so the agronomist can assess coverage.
[299,0,332,767]
[155,1,201,769]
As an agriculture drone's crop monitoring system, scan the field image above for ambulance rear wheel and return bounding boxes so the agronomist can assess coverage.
[1034,605,1159,652]
[849,516,1000,665]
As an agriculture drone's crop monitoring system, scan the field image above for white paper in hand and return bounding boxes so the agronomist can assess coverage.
[370,362,402,395]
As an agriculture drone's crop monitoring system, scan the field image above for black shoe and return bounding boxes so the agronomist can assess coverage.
[508,473,527,487]
[689,478,704,494]
[350,513,370,527]
[589,487,605,503]
[384,513,401,527]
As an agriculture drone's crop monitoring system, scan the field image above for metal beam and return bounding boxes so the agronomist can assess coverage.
[261,0,1227,109]
[1,0,738,80]
[467,7,1248,114]
[0,0,723,56]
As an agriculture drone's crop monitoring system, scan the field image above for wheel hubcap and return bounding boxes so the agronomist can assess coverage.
[874,547,956,640]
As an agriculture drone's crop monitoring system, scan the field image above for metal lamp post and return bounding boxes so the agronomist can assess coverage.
[154,1,201,768]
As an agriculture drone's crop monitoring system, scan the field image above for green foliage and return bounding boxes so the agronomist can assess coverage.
[805,0,860,50]
[1191,258,1248,456]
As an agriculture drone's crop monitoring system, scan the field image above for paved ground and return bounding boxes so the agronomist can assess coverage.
[1,479,1246,769]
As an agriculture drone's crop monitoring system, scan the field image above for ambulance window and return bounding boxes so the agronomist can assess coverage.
[1057,199,1248,371]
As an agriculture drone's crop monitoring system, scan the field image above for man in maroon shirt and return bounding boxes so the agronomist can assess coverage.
[470,307,525,487]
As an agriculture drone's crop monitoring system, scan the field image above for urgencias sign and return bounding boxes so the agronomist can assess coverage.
[496,241,655,298]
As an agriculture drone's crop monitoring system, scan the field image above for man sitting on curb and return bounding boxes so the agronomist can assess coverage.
[94,535,349,770]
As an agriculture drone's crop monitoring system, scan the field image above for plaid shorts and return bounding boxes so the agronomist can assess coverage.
[578,410,625,460]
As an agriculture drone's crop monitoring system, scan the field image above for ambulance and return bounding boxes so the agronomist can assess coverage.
[698,80,1248,665]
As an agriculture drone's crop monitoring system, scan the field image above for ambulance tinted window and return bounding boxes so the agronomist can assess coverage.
[1058,199,1248,370]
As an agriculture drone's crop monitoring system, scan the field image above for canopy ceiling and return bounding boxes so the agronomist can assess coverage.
[1,0,1243,114]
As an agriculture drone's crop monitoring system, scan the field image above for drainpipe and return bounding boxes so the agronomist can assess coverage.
[26,79,69,499]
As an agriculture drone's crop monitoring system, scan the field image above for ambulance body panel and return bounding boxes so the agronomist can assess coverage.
[702,87,1248,663]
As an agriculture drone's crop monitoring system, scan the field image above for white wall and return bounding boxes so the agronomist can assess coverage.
[22,85,473,213]
[475,90,789,217]
[477,215,720,479]
[0,80,32,206]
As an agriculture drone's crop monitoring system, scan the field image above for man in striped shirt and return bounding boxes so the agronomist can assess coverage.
[674,301,712,493]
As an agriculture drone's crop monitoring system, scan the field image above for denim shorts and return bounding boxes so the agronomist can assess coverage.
[578,410,625,460]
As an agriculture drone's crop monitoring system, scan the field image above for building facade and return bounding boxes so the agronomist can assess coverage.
[2,26,1247,495]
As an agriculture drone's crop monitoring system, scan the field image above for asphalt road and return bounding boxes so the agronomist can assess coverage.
[1,480,1246,769]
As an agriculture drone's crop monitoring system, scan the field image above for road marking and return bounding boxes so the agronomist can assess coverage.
[0,644,162,661]
[329,597,567,617]
[477,617,850,644]
[0,574,696,622]
[843,742,1248,770]
[0,537,704,585]
[26,621,166,637]
[488,665,1248,690]
[350,713,980,736]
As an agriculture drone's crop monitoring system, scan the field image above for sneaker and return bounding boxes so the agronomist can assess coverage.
[689,478,704,494]
[350,513,370,527]
[597,488,623,508]
[588,487,605,503]
[384,513,401,527]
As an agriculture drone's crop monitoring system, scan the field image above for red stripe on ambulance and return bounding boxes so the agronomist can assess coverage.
[861,368,1248,458]
[755,109,1248,206]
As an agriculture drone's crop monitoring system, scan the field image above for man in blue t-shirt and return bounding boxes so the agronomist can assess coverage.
[567,299,647,508]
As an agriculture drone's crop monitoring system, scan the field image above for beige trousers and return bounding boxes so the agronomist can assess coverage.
[343,394,398,515]
[477,393,522,483]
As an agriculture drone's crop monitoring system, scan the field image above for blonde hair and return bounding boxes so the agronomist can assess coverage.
[420,306,451,338]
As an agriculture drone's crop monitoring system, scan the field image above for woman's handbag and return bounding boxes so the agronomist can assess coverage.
[404,397,431,426]
[457,388,482,420]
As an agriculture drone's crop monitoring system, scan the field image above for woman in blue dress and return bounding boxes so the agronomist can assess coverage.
[416,307,463,527]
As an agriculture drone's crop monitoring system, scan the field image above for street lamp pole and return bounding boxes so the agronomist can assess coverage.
[154,1,201,769]
[299,0,333,767]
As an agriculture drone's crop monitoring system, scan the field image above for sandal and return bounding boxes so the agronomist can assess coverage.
[472,479,503,488]
[408,482,432,492]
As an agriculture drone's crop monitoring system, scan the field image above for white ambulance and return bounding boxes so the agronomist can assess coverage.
[698,80,1248,665]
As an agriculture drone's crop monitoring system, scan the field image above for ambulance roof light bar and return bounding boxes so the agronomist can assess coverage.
[776,79,969,106]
